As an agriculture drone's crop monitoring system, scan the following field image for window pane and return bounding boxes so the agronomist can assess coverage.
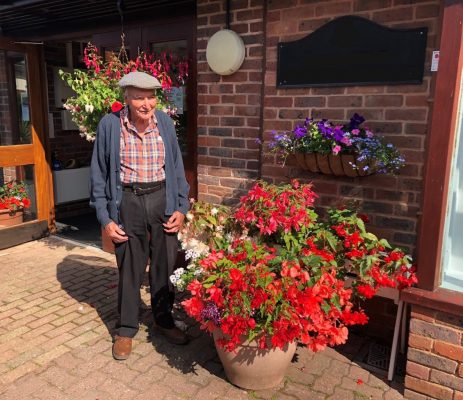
[0,165,37,228]
[441,74,463,290]
[0,51,32,146]
[150,40,188,156]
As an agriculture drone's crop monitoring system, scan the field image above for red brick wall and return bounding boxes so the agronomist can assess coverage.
[197,0,440,253]
[261,0,440,254]
[196,0,265,205]
[405,305,463,400]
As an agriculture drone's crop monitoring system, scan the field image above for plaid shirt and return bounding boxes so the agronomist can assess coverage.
[119,106,165,183]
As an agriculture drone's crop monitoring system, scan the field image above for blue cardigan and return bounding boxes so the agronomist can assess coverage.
[90,109,190,228]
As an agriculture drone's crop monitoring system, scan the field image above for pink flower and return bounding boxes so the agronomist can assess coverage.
[332,145,341,155]
[351,129,360,135]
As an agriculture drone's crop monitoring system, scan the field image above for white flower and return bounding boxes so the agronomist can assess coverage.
[211,207,218,216]
[174,268,185,278]
[84,104,94,113]
[186,212,194,221]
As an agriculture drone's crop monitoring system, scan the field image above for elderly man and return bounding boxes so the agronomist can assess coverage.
[90,71,190,360]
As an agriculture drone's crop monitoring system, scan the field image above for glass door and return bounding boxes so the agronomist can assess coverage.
[0,38,52,249]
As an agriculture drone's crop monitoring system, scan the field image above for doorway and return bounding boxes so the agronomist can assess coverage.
[0,38,53,249]
[54,17,197,251]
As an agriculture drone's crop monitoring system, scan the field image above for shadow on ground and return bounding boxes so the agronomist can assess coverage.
[56,254,119,336]
[56,253,226,381]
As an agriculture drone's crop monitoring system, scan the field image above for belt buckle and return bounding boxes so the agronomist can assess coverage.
[133,186,141,195]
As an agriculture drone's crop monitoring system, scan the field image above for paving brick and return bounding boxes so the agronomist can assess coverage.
[0,361,39,386]
[35,345,70,366]
[65,330,100,348]
[63,370,109,396]
[194,380,233,399]
[327,387,355,400]
[6,347,45,369]
[44,322,77,338]
[283,382,326,400]
[71,354,110,377]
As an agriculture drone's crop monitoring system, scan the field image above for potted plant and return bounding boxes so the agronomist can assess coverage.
[171,181,417,390]
[268,113,405,176]
[59,43,188,141]
[0,180,31,227]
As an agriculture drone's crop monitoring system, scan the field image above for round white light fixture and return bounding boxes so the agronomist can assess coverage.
[206,29,245,76]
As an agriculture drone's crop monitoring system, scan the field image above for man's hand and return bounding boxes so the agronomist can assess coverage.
[104,221,129,243]
[163,211,185,233]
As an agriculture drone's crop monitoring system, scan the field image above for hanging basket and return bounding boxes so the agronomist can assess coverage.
[294,153,375,177]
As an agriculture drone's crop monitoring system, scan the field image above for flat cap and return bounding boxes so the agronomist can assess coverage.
[118,71,162,90]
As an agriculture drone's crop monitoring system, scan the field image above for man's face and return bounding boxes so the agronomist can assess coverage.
[125,87,157,122]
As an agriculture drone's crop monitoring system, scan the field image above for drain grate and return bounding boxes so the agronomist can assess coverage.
[366,342,390,370]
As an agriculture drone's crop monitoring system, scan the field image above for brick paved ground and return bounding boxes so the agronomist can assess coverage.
[0,237,405,399]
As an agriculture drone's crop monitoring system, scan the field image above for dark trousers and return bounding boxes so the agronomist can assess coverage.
[115,186,178,338]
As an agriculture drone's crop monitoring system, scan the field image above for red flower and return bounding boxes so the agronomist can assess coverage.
[357,284,377,299]
[182,297,204,319]
[111,101,123,112]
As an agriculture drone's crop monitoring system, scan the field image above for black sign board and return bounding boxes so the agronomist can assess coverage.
[277,16,427,88]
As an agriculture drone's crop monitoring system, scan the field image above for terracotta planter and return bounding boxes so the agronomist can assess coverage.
[0,209,24,228]
[213,330,297,390]
[294,153,376,177]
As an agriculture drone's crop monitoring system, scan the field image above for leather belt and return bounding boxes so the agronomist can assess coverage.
[122,181,165,195]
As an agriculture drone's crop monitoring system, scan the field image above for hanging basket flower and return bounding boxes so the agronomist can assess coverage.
[59,43,188,141]
[269,113,405,176]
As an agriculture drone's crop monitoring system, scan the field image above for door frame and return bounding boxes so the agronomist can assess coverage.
[0,37,53,249]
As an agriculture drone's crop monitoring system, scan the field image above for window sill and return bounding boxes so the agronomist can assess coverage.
[400,286,463,316]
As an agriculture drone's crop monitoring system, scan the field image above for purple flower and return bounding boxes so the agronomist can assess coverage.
[348,113,365,130]
[317,120,333,139]
[294,125,307,138]
[200,303,221,326]
[332,126,345,142]
[304,117,312,127]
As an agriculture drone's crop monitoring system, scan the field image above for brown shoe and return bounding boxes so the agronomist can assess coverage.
[112,335,132,360]
[153,322,189,345]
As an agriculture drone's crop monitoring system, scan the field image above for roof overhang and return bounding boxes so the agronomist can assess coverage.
[0,0,196,40]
